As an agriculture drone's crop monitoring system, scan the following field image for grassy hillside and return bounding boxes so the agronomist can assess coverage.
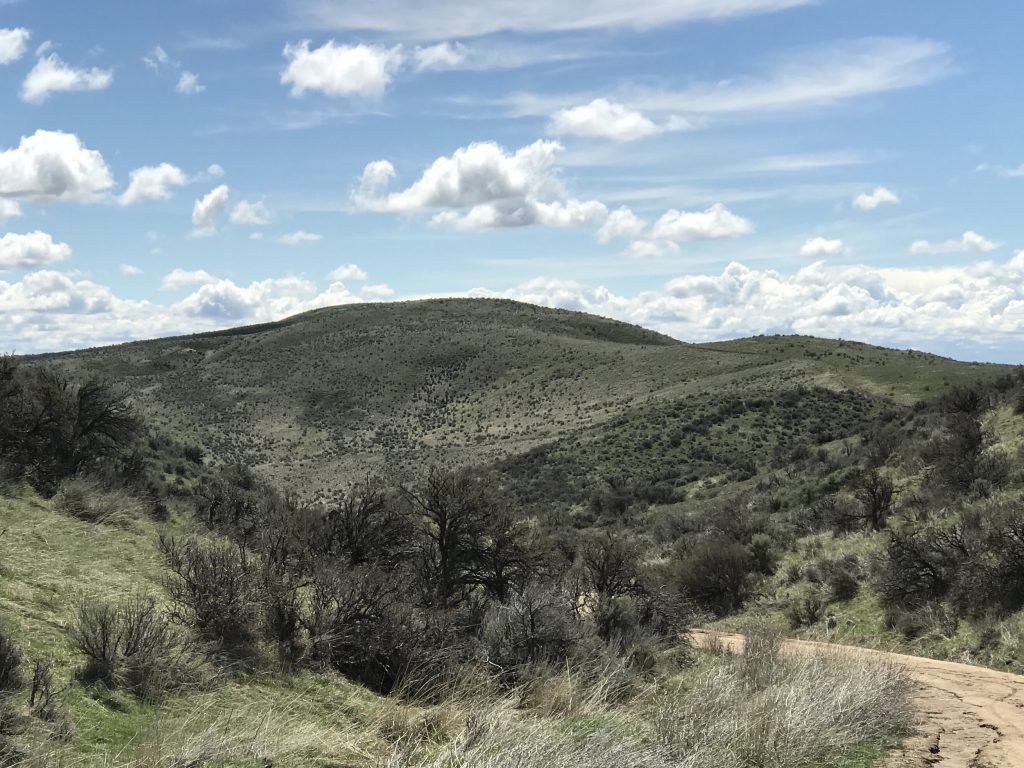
[0,486,913,767]
[38,299,1008,499]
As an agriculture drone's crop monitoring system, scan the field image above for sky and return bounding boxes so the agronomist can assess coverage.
[1,0,1023,362]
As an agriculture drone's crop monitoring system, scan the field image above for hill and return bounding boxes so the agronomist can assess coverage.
[38,298,1008,498]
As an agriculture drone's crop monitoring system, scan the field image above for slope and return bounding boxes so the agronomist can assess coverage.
[36,299,1009,497]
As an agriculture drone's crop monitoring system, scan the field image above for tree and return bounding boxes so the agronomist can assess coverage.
[324,476,407,566]
[403,468,535,608]
[853,470,896,531]
[579,533,639,597]
[0,360,140,492]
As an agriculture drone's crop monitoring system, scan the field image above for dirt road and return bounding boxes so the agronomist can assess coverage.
[690,630,1024,768]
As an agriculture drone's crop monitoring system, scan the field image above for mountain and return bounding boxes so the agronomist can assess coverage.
[39,298,1009,498]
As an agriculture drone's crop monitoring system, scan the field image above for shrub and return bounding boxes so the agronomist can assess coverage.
[676,537,754,616]
[302,566,411,693]
[53,479,144,525]
[71,596,197,701]
[160,535,263,656]
[784,587,829,629]
[481,584,584,673]
[819,554,862,602]
[0,628,21,693]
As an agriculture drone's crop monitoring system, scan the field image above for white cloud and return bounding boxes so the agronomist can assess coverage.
[432,198,608,231]
[597,207,647,243]
[507,37,950,123]
[278,230,323,245]
[330,263,368,281]
[549,99,691,141]
[161,268,218,290]
[627,239,682,258]
[0,28,30,65]
[282,40,404,98]
[0,231,71,271]
[9,254,1024,358]
[119,163,187,205]
[357,139,617,232]
[119,264,142,277]
[651,203,754,241]
[20,51,113,104]
[0,200,22,220]
[853,185,900,211]
[358,139,564,213]
[0,130,114,203]
[295,0,814,39]
[361,283,395,297]
[910,231,999,256]
[229,200,271,226]
[207,164,226,178]
[191,185,230,237]
[176,71,205,94]
[355,160,396,199]
[143,45,172,71]
[470,251,1024,357]
[800,237,847,257]
[414,42,467,71]
[250,232,264,240]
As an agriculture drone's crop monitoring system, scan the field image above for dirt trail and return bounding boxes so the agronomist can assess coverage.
[690,630,1024,768]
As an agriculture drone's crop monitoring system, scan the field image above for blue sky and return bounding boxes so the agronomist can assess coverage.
[1,0,1023,361]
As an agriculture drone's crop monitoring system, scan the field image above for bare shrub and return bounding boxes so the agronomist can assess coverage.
[676,537,754,616]
[0,628,21,694]
[71,596,201,700]
[159,535,262,655]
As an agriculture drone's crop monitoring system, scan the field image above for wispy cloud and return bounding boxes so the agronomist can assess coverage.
[501,37,952,123]
[290,0,815,40]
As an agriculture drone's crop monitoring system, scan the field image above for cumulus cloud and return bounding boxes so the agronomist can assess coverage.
[191,185,230,237]
[356,140,565,213]
[161,268,218,290]
[432,198,607,231]
[597,207,647,243]
[0,130,113,203]
[229,200,271,226]
[0,200,22,220]
[0,231,71,271]
[466,251,1024,357]
[414,42,467,71]
[206,164,226,179]
[21,51,113,104]
[119,264,142,277]
[800,237,847,257]
[651,203,754,241]
[355,160,396,201]
[853,186,900,211]
[627,239,682,258]
[330,263,368,281]
[910,230,999,256]
[356,139,622,232]
[119,163,187,205]
[0,28,30,65]
[282,40,404,98]
[549,99,692,141]
[9,253,1024,358]
[278,230,322,245]
[361,283,395,297]
[176,71,205,94]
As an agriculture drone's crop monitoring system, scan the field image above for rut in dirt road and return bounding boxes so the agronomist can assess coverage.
[689,630,1024,768]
